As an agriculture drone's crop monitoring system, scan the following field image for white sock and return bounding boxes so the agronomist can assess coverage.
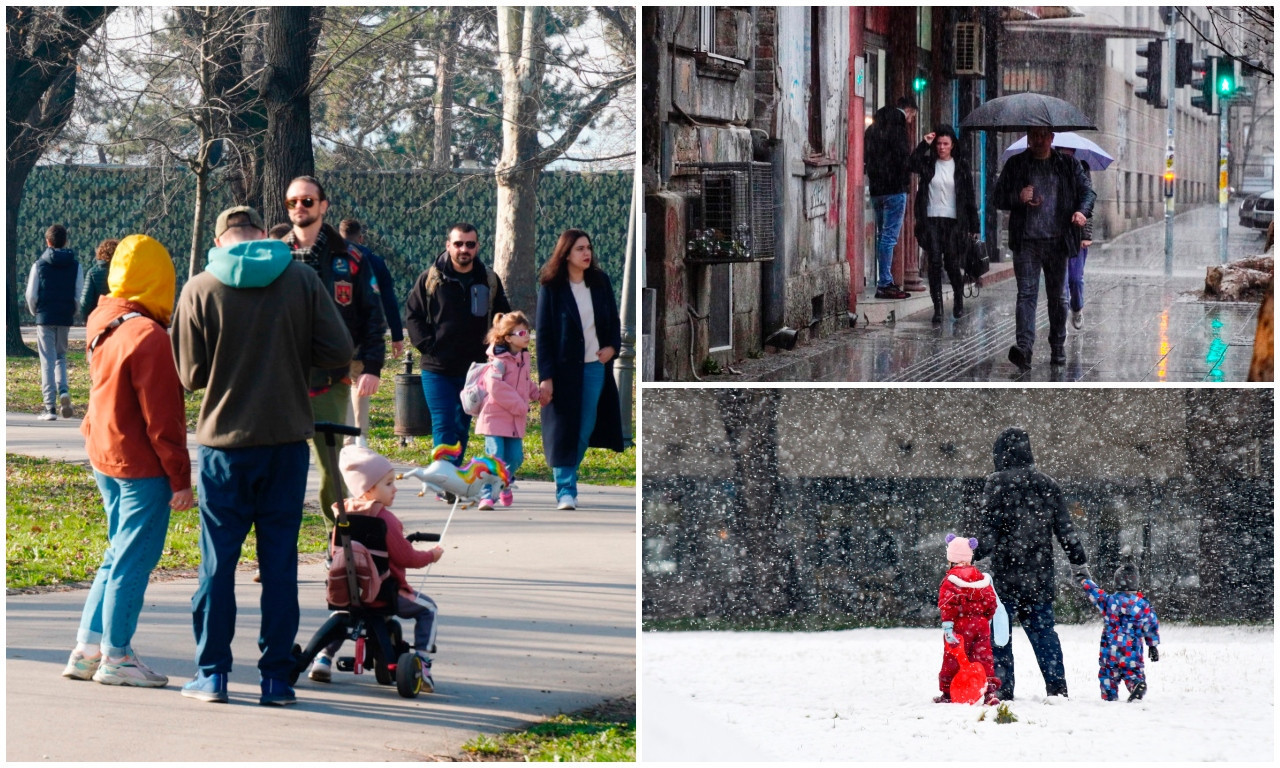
[75,642,101,658]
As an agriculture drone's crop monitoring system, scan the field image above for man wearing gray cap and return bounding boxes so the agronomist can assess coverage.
[171,205,353,707]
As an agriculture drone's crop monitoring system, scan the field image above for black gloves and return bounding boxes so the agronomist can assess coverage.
[1148,646,1159,662]
[1073,564,1092,583]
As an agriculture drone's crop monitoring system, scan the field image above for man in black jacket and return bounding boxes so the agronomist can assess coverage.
[994,127,1096,369]
[284,178,387,525]
[975,427,1090,700]
[25,224,83,420]
[404,223,510,467]
[864,96,918,300]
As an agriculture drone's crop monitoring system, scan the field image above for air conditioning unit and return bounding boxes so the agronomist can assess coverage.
[954,22,985,77]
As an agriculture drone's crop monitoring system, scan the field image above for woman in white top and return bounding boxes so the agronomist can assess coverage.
[535,229,625,510]
[908,124,980,323]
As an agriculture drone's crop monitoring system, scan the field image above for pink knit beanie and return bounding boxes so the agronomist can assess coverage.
[339,445,394,498]
[946,533,978,564]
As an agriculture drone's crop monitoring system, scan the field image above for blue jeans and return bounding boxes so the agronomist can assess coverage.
[871,194,907,288]
[991,593,1068,698]
[36,324,69,409]
[191,442,309,680]
[420,370,470,466]
[1064,246,1088,312]
[481,435,524,500]
[76,472,172,656]
[1012,238,1069,355]
[552,362,605,501]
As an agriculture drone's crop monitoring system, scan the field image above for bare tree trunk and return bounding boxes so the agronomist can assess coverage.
[189,147,211,279]
[715,389,785,622]
[430,7,462,172]
[6,5,112,355]
[260,6,320,229]
[493,6,548,316]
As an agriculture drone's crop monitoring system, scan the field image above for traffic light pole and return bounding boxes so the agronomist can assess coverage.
[1164,19,1176,276]
[1219,104,1229,263]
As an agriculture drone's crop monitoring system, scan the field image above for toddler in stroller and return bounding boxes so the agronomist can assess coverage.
[306,445,444,692]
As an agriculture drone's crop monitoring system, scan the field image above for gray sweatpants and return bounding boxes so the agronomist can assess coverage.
[36,325,70,409]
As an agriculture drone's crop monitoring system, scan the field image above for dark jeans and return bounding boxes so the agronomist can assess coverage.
[992,593,1068,699]
[1012,238,1069,355]
[922,217,965,304]
[191,442,309,681]
[420,370,470,466]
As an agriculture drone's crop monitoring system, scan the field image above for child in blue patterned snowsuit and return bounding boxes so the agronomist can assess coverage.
[1079,563,1160,702]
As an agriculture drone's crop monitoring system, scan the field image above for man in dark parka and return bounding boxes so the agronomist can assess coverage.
[975,426,1089,700]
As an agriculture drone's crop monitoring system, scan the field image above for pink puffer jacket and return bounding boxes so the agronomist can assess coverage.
[473,345,538,439]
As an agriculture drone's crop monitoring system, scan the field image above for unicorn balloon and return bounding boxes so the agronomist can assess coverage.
[398,443,512,502]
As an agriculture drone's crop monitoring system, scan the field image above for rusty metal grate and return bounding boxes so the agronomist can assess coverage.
[680,161,775,264]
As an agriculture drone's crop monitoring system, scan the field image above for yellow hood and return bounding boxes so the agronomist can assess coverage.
[108,234,175,326]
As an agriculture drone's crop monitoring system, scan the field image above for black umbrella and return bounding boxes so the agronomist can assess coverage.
[960,92,1096,132]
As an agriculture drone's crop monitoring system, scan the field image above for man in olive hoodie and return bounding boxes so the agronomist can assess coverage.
[171,205,353,707]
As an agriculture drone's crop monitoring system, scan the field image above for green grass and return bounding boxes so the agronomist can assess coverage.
[461,696,635,762]
[5,454,329,590]
[7,340,635,487]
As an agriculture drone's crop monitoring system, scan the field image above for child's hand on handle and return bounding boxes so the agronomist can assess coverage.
[1148,645,1159,662]
[428,546,444,563]
[1073,564,1092,584]
[941,621,959,645]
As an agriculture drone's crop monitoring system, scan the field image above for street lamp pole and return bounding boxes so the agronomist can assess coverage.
[1163,13,1176,276]
[1218,103,1229,263]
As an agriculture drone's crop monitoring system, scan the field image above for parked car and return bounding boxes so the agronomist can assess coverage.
[1239,193,1259,227]
[1250,190,1274,229]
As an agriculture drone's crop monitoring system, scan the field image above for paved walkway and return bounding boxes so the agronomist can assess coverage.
[5,412,636,761]
[706,204,1266,382]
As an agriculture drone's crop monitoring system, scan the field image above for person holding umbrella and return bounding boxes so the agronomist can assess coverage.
[907,124,980,323]
[993,127,1095,369]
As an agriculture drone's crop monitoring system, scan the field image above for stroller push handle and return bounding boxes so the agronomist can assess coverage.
[315,421,362,447]
[405,532,441,543]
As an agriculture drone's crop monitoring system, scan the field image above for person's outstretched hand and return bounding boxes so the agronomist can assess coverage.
[1073,564,1092,584]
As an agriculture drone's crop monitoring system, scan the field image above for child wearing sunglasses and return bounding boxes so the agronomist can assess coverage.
[473,311,539,509]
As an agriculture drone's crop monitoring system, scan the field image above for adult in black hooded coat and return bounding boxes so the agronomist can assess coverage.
[975,426,1089,700]
[536,229,625,510]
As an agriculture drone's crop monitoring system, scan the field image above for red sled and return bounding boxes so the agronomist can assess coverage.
[947,637,987,704]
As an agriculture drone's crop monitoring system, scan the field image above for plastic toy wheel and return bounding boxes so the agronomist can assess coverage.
[373,652,393,686]
[396,652,423,698]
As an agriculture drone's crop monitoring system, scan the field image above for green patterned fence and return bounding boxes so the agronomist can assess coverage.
[14,165,632,324]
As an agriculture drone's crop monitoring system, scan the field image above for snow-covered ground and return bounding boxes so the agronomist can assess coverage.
[642,624,1273,762]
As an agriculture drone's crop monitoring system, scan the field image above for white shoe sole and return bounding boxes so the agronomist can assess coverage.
[92,667,168,687]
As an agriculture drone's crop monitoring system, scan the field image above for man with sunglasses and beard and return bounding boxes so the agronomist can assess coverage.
[405,223,510,475]
[283,175,386,528]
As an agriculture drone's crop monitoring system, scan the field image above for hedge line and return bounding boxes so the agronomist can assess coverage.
[15,165,631,324]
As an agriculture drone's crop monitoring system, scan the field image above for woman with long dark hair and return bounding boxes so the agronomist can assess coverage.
[535,229,624,509]
[908,124,980,323]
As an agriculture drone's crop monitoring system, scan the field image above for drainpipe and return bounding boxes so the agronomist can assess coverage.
[846,8,866,321]
[760,139,787,341]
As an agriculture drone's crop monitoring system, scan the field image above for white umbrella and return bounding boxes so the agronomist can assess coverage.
[1000,132,1115,170]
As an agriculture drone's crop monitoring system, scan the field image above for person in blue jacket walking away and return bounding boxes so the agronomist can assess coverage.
[1077,561,1161,702]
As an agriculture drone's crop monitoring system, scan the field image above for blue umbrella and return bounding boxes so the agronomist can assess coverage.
[1000,132,1115,171]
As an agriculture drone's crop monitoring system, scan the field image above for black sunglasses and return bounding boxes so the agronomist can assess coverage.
[452,240,478,249]
[285,197,317,210]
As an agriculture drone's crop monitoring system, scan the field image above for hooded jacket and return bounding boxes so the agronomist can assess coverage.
[26,247,82,326]
[80,235,190,491]
[404,251,511,377]
[171,238,354,449]
[975,427,1088,604]
[473,343,539,439]
[80,258,111,320]
[864,105,912,197]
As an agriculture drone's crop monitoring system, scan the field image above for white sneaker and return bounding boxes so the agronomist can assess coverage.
[92,654,168,687]
[59,393,73,418]
[308,655,332,683]
[37,409,56,421]
[556,496,577,511]
[1071,309,1083,329]
[62,649,101,680]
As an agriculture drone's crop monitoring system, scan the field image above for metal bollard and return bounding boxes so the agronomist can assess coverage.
[393,350,431,446]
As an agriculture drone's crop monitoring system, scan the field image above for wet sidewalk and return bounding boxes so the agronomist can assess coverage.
[711,204,1266,382]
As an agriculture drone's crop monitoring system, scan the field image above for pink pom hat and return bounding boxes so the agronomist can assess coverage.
[945,533,978,564]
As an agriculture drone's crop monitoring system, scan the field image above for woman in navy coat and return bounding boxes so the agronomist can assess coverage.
[536,229,624,509]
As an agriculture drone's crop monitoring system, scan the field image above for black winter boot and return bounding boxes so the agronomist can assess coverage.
[931,300,943,324]
[952,288,964,319]
[1128,681,1147,702]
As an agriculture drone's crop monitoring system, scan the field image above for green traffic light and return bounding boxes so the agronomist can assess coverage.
[912,76,927,93]
[1217,75,1234,95]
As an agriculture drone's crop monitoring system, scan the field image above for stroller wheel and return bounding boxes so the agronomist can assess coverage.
[396,652,423,698]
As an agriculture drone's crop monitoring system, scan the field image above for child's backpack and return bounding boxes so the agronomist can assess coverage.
[460,357,506,417]
[326,534,390,608]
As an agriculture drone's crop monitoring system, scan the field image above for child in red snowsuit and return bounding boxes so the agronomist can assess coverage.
[936,533,1001,705]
